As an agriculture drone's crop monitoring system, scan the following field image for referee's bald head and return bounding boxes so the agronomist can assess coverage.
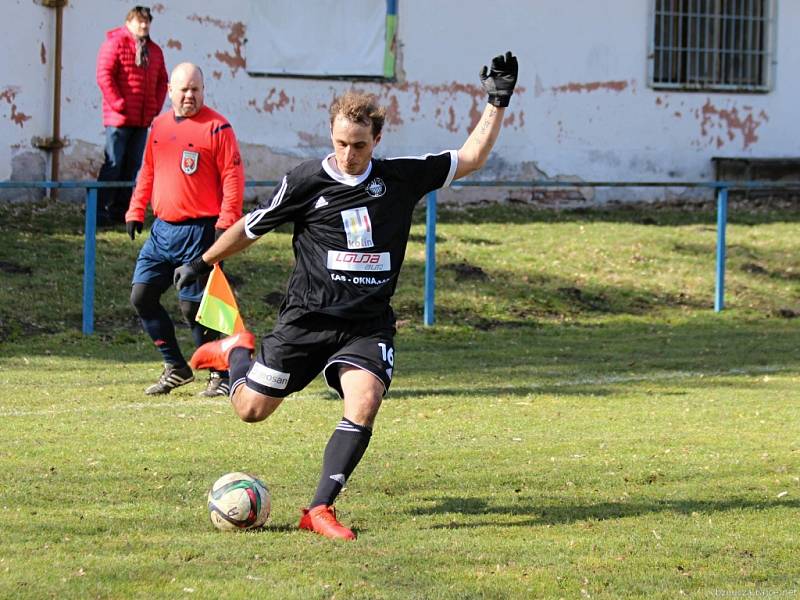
[169,63,205,118]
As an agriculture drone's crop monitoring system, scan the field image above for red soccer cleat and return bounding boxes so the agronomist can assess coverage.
[298,505,356,540]
[189,331,255,371]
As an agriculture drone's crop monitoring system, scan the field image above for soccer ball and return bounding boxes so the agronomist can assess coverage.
[207,472,271,531]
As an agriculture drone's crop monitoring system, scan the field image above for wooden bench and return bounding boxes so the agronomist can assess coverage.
[712,157,800,198]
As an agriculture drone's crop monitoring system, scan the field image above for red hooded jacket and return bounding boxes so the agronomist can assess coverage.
[96,26,168,127]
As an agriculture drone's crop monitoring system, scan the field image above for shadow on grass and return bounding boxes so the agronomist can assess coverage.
[3,315,799,403]
[2,202,800,384]
[395,318,800,387]
[389,385,619,398]
[410,496,800,528]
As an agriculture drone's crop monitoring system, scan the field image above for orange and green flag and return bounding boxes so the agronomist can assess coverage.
[195,264,246,335]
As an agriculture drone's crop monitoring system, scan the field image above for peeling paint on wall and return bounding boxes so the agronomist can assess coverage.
[166,39,182,50]
[550,80,632,94]
[696,99,768,150]
[383,95,402,127]
[375,81,526,134]
[187,14,245,74]
[40,42,46,64]
[239,80,525,138]
[0,86,31,127]
[248,88,293,114]
[215,22,245,72]
[11,105,32,127]
[262,89,292,113]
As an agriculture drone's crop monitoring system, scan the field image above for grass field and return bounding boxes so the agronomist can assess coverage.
[1,201,799,599]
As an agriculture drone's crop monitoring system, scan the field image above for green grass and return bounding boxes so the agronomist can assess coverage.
[1,201,799,598]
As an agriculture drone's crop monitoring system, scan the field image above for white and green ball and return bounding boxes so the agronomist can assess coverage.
[207,472,271,531]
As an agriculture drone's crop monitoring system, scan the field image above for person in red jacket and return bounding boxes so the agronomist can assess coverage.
[96,6,168,225]
[125,62,244,397]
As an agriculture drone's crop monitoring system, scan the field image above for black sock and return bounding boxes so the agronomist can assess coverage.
[139,306,185,366]
[228,346,252,395]
[310,417,372,508]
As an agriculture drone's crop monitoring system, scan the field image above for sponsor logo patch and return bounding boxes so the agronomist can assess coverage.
[341,207,373,249]
[248,362,290,390]
[327,251,391,272]
[314,196,329,209]
[181,150,199,175]
[365,177,386,197]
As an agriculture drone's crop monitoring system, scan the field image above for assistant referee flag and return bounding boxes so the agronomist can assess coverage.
[195,265,246,335]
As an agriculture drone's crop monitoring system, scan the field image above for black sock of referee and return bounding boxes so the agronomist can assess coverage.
[227,346,252,396]
[310,417,372,508]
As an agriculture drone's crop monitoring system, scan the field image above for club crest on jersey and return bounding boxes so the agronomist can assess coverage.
[365,177,386,197]
[181,150,199,175]
[341,207,374,249]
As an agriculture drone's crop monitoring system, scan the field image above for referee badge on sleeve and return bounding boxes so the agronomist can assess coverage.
[181,150,199,175]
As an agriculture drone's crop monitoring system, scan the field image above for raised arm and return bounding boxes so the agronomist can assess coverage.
[455,51,518,180]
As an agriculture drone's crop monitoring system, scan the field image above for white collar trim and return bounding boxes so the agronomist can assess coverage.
[321,153,373,186]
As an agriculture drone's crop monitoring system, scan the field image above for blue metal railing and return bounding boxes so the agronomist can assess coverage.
[428,179,800,324]
[2,178,799,332]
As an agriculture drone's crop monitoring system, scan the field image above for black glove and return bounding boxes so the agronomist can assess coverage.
[480,51,518,108]
[126,220,143,240]
[215,228,226,241]
[174,257,213,290]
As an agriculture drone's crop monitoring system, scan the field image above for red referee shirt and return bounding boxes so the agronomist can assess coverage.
[126,105,244,229]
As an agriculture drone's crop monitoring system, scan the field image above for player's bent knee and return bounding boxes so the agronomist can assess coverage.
[236,406,265,423]
[231,391,282,423]
[343,392,383,429]
[346,399,382,428]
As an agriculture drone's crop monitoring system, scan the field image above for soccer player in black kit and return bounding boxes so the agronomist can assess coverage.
[175,52,518,540]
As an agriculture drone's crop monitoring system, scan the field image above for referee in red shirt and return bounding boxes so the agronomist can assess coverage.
[125,62,244,397]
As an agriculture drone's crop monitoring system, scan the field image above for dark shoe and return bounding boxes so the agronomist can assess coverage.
[144,363,194,395]
[198,372,230,397]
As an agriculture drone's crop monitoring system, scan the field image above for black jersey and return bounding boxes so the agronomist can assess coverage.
[244,150,457,322]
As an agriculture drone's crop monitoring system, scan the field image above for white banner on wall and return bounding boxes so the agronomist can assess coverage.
[246,0,387,77]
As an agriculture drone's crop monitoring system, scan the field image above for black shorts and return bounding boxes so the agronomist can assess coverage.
[245,313,397,399]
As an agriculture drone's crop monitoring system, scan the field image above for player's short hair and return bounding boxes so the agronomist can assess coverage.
[329,92,386,138]
[126,6,153,23]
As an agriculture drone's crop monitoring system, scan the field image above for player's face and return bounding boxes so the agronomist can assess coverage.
[125,16,151,38]
[330,115,380,176]
[169,68,204,118]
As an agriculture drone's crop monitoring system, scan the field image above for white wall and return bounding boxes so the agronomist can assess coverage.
[2,0,798,204]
